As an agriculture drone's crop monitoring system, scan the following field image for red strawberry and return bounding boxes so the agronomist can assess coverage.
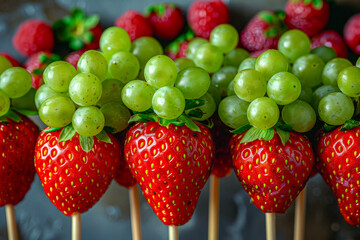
[115,10,154,41]
[83,24,103,51]
[230,129,314,212]
[311,30,348,58]
[188,0,229,39]
[12,19,54,57]
[24,51,60,89]
[35,128,120,216]
[284,0,330,37]
[240,11,287,52]
[0,114,38,206]
[65,50,86,69]
[317,125,360,225]
[147,4,185,39]
[124,121,214,225]
[0,52,21,67]
[166,40,188,60]
[344,14,360,55]
[250,49,268,58]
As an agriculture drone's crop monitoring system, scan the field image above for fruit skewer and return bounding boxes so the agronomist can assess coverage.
[72,213,81,240]
[129,185,142,240]
[5,204,18,240]
[266,213,276,240]
[208,175,219,240]
[293,186,307,240]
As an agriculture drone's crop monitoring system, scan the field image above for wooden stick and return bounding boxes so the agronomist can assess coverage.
[72,212,81,240]
[168,225,179,240]
[5,204,18,240]
[208,175,220,240]
[265,213,276,240]
[294,186,307,240]
[129,184,142,240]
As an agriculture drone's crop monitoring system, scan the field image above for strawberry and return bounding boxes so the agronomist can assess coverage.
[0,52,21,67]
[311,30,348,58]
[124,121,214,225]
[147,4,185,39]
[250,49,268,58]
[12,19,54,57]
[187,0,229,39]
[65,50,86,69]
[115,10,154,41]
[0,113,39,206]
[240,11,287,52]
[344,14,360,55]
[284,0,330,37]
[230,128,314,213]
[165,29,195,60]
[35,127,121,216]
[24,51,60,89]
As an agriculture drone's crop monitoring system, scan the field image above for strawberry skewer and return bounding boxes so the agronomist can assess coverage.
[129,185,142,240]
[208,175,219,240]
[5,204,18,240]
[294,186,307,240]
[266,213,276,240]
[72,213,81,240]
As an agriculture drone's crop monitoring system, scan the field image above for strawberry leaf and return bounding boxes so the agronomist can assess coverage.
[185,99,205,110]
[275,121,293,132]
[339,120,360,131]
[258,11,275,24]
[323,124,338,132]
[103,126,116,133]
[129,113,158,123]
[231,123,252,134]
[179,114,200,132]
[275,127,290,145]
[79,135,94,153]
[159,118,185,127]
[312,0,323,9]
[59,124,76,142]
[240,127,275,143]
[96,130,112,143]
[84,15,99,29]
[13,108,38,116]
[197,118,214,128]
[186,109,204,119]
[70,38,85,51]
[43,127,63,133]
[1,109,21,123]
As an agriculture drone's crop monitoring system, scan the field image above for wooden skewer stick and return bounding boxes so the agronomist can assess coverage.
[72,212,81,240]
[294,186,307,240]
[129,184,142,240]
[169,225,179,240]
[208,175,220,240]
[5,204,18,240]
[265,213,276,240]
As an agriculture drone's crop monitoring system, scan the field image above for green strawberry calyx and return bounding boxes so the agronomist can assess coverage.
[33,53,61,76]
[258,11,287,39]
[323,119,360,133]
[290,0,325,10]
[146,3,176,17]
[0,108,38,123]
[165,27,194,55]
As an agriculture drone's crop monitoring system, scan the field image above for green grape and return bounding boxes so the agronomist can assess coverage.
[338,66,360,97]
[43,61,77,93]
[39,96,75,128]
[0,90,10,116]
[100,27,131,58]
[0,55,12,75]
[193,43,223,73]
[227,80,235,96]
[267,72,301,105]
[311,46,337,63]
[100,101,130,133]
[255,49,289,81]
[292,54,324,88]
[322,58,353,86]
[312,85,340,113]
[97,79,124,106]
[211,66,237,97]
[298,84,313,104]
[233,69,267,102]
[210,24,239,54]
[174,58,195,72]
[238,57,257,72]
[186,38,208,60]
[77,50,108,81]
[35,84,67,109]
[0,67,32,99]
[318,92,354,126]
[207,84,221,106]
[224,48,249,68]
[185,93,216,121]
[108,51,140,84]
[72,106,105,137]
[144,55,178,89]
[218,95,249,129]
[69,73,102,106]
[356,57,360,68]
[152,86,185,119]
[121,80,155,112]
[11,88,37,111]
[175,66,210,99]
[282,100,316,133]
[247,97,279,129]
[278,29,311,63]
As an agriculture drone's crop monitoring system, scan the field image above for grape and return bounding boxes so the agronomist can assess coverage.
[144,55,177,89]
[12,88,37,111]
[97,79,124,106]
[69,73,102,106]
[210,24,239,54]
[218,95,249,129]
[185,93,216,121]
[39,96,75,128]
[175,66,210,99]
[0,90,10,116]
[77,50,108,81]
[72,106,105,137]
[238,57,257,72]
[207,85,221,106]
[338,66,360,97]
[0,67,32,98]
[311,46,337,63]
[282,100,316,133]
[356,57,360,68]
[100,27,131,58]
[233,69,267,102]
[193,43,223,73]
[35,84,67,109]
[292,54,324,88]
[318,92,354,126]
[186,38,208,60]
[0,55,12,75]
[312,85,340,113]
[174,58,195,72]
[121,80,155,112]
[42,61,77,93]
[211,66,237,97]
[152,86,185,119]
[100,102,130,133]
[267,72,301,105]
[227,80,235,96]
[278,29,311,63]
[255,49,289,81]
[298,84,313,104]
[247,97,279,130]
[322,58,353,86]
[224,48,249,68]
[108,51,140,84]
